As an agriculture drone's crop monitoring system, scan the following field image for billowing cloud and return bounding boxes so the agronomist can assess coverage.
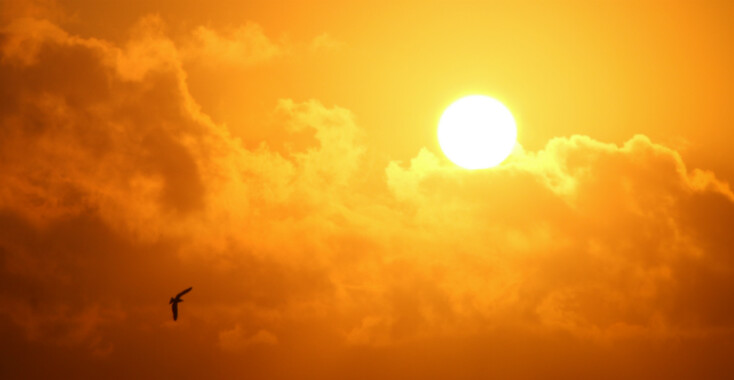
[385,135,734,338]
[1,11,734,380]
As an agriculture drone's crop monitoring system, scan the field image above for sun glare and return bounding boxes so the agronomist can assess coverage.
[438,95,517,169]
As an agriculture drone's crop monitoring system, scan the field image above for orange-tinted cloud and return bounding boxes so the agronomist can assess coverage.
[185,22,285,67]
[2,10,734,380]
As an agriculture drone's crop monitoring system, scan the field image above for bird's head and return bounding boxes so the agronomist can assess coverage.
[169,297,175,304]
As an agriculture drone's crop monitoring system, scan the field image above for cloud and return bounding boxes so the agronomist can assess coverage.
[0,0,68,25]
[310,33,342,52]
[382,134,734,339]
[0,296,122,355]
[1,12,734,379]
[185,22,285,67]
[219,325,278,351]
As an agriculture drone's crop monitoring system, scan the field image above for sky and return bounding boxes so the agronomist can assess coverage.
[1,0,734,378]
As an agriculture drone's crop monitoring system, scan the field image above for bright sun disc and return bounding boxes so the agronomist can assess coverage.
[438,95,517,169]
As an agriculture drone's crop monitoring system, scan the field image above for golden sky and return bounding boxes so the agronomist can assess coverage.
[2,0,734,378]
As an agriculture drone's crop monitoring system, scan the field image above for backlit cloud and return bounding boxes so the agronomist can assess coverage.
[2,10,733,380]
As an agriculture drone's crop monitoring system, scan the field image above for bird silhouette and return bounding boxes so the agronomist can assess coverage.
[170,287,192,321]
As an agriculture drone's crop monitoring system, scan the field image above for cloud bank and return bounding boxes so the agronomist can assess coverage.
[1,12,733,379]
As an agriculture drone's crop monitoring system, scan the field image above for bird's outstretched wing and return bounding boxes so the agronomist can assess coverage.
[176,287,193,298]
[172,302,178,321]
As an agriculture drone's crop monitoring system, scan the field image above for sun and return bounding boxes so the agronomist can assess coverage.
[438,95,517,169]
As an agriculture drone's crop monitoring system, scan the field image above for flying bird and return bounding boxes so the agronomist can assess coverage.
[170,287,192,321]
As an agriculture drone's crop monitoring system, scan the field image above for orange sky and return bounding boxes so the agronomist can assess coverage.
[2,1,734,378]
